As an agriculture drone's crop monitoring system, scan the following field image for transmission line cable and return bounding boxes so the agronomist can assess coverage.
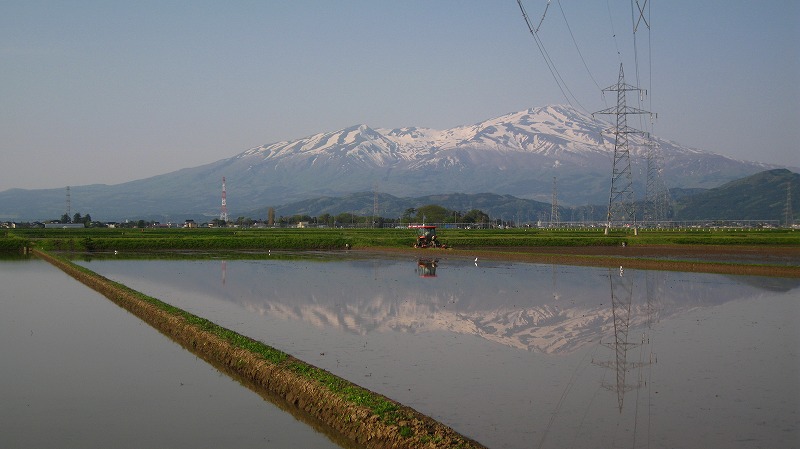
[556,0,603,91]
[517,0,587,112]
[606,0,623,63]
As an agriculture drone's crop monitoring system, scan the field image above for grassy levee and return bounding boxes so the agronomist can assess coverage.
[16,228,410,252]
[12,227,800,253]
[33,249,488,449]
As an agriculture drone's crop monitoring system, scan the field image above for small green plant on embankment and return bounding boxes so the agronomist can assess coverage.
[287,361,404,423]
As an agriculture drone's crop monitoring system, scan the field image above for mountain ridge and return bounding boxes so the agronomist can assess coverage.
[0,104,791,222]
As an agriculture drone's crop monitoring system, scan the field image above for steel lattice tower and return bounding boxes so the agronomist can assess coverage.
[786,182,794,228]
[220,177,228,223]
[65,186,71,222]
[593,64,652,230]
[550,176,559,227]
[644,141,668,224]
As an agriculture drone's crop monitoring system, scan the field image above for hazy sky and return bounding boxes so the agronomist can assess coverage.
[2,1,798,191]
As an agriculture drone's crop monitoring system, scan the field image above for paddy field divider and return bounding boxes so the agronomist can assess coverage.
[34,249,487,449]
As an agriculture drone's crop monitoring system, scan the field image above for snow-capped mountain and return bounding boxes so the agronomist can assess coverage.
[0,105,783,221]
[225,104,771,205]
[240,105,610,169]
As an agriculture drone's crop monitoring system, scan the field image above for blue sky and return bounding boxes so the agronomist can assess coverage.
[1,0,798,191]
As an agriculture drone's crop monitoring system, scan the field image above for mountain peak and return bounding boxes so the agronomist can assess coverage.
[1,103,779,221]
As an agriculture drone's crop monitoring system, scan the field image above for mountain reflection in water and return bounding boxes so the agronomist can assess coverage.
[75,254,799,449]
[79,255,799,355]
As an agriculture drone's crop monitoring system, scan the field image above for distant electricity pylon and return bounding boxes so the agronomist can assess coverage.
[220,177,228,223]
[550,176,559,227]
[786,182,794,228]
[373,183,379,228]
[65,186,71,221]
[593,63,654,231]
[644,141,668,223]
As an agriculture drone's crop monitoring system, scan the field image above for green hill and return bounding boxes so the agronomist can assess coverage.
[672,169,799,222]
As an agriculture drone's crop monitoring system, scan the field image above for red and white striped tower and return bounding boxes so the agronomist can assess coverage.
[220,177,228,223]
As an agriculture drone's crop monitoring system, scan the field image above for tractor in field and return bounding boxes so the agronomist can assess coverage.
[409,225,446,248]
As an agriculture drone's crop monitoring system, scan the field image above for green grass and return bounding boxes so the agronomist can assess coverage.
[11,226,799,253]
[286,360,404,425]
[0,232,30,252]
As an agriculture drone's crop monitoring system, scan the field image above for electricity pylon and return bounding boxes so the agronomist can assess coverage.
[551,176,559,227]
[786,181,794,228]
[593,63,654,230]
[644,140,668,224]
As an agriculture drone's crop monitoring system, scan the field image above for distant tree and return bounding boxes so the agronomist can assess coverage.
[335,212,356,226]
[318,213,332,226]
[415,204,450,223]
[73,212,82,224]
[83,214,92,225]
[136,219,146,228]
[402,208,417,223]
[462,209,490,224]
[60,213,70,224]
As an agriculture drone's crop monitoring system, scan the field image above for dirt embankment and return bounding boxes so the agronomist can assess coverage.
[35,250,488,449]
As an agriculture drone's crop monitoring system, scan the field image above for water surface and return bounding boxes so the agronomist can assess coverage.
[0,258,345,449]
[76,253,799,449]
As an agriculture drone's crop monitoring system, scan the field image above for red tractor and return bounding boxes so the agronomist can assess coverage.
[409,225,446,248]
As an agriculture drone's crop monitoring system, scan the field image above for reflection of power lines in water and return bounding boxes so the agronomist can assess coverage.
[221,260,227,287]
[583,268,660,449]
[534,267,664,449]
[592,269,653,412]
[644,271,664,329]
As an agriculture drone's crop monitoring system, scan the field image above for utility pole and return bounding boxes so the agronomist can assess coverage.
[593,63,654,233]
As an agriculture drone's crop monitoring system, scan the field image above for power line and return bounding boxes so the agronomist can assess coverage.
[556,0,603,91]
[516,0,587,112]
[606,0,623,63]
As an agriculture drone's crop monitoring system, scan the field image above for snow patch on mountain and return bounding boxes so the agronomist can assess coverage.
[240,104,620,169]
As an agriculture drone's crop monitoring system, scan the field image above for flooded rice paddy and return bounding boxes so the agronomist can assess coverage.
[4,252,799,448]
[0,258,345,449]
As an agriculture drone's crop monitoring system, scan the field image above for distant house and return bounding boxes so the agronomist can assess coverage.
[183,219,197,228]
